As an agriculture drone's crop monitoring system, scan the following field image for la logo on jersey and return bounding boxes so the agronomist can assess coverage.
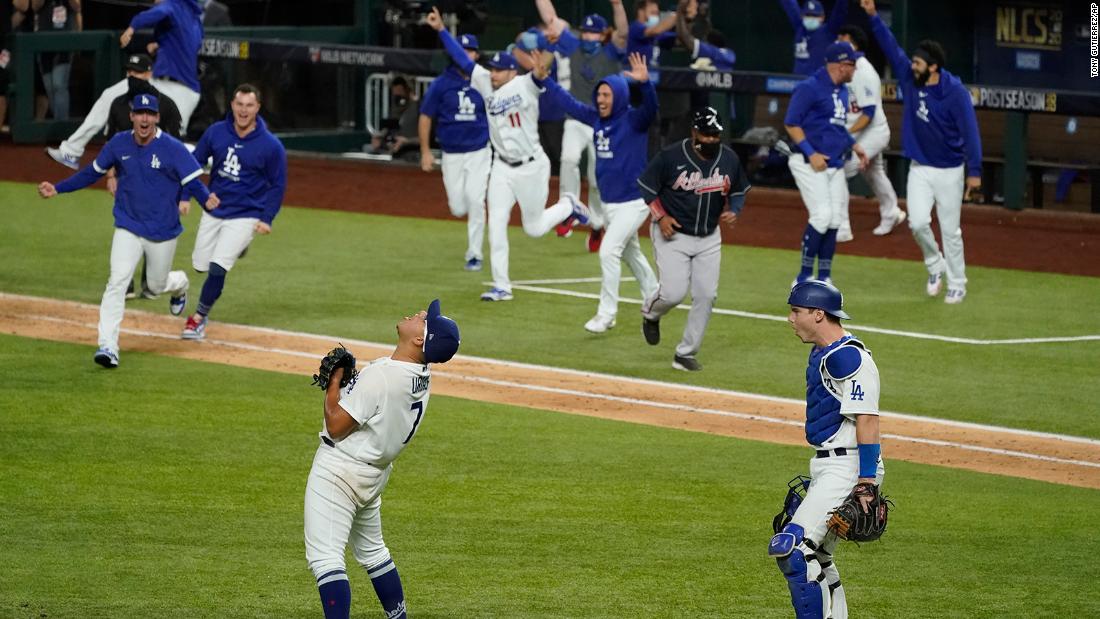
[150,154,161,169]
[830,91,847,126]
[455,88,477,121]
[595,129,612,159]
[794,37,809,59]
[917,98,930,123]
[219,146,242,181]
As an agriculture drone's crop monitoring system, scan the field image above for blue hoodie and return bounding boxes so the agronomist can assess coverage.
[535,74,657,203]
[190,113,288,224]
[129,0,203,92]
[870,15,983,175]
[779,0,848,76]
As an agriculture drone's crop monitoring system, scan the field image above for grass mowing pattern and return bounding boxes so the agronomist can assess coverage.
[1,335,1098,618]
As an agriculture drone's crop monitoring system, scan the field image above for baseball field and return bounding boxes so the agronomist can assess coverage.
[1,158,1099,618]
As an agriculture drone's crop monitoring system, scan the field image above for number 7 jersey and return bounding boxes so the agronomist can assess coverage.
[323,357,432,467]
[469,66,545,162]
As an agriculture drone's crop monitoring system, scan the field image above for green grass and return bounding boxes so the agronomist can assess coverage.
[2,180,1099,437]
[1,335,1098,618]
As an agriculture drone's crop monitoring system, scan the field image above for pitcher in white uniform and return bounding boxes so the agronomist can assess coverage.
[304,299,460,619]
[428,7,590,302]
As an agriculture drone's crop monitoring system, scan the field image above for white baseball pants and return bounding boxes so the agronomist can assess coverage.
[560,118,604,228]
[192,211,258,272]
[57,77,130,159]
[843,128,900,227]
[643,225,722,358]
[441,146,490,261]
[789,156,849,234]
[487,152,572,292]
[906,162,967,290]
[149,78,200,134]
[595,199,658,319]
[98,228,188,353]
[304,444,395,580]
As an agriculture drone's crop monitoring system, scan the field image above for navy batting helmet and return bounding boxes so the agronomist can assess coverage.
[788,279,850,320]
[692,106,723,135]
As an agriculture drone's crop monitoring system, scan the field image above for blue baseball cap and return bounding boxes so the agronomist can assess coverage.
[824,41,861,64]
[580,14,608,33]
[423,299,460,364]
[458,33,479,50]
[803,0,825,16]
[488,51,519,70]
[131,93,159,113]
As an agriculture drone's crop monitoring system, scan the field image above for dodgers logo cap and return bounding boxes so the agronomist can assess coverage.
[488,52,518,70]
[423,299,460,364]
[803,0,825,16]
[124,53,153,72]
[459,34,479,50]
[131,93,159,113]
[824,41,861,64]
[581,14,608,32]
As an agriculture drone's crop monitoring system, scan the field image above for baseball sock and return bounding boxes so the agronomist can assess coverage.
[817,229,838,280]
[196,263,226,316]
[799,225,824,280]
[316,573,351,619]
[367,559,406,619]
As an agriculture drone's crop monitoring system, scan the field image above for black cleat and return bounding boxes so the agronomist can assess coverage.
[642,318,660,345]
[672,355,702,372]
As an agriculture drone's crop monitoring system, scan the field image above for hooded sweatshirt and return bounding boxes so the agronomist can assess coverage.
[129,0,203,92]
[190,113,287,224]
[534,73,658,203]
[871,14,982,175]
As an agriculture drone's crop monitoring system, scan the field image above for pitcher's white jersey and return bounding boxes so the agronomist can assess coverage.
[845,56,888,134]
[470,66,545,162]
[321,357,431,467]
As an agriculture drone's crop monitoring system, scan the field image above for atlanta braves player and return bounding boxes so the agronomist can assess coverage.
[37,94,216,368]
[419,33,490,272]
[784,42,868,288]
[180,84,288,339]
[638,107,750,371]
[534,50,659,333]
[428,7,589,302]
[863,0,982,304]
[305,299,460,619]
[835,25,904,242]
[769,279,884,619]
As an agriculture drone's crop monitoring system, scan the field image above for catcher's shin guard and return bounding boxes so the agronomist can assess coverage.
[770,524,829,619]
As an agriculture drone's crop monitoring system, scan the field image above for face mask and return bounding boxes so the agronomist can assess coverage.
[581,40,601,54]
[393,96,408,108]
[802,17,822,31]
[694,140,720,159]
[646,15,660,28]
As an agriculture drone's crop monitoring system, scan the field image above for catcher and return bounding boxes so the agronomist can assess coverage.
[768,280,890,619]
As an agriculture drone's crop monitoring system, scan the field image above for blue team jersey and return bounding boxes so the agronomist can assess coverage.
[129,0,203,92]
[694,40,736,71]
[627,21,676,82]
[779,0,848,76]
[537,58,567,122]
[870,15,983,175]
[56,129,205,241]
[784,68,855,168]
[420,66,489,154]
[539,74,657,203]
[192,114,288,224]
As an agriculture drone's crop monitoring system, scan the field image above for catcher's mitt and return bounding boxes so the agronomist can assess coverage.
[827,482,892,542]
[311,344,358,391]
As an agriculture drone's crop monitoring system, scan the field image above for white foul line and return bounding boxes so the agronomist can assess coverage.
[501,279,1100,346]
[22,309,1100,470]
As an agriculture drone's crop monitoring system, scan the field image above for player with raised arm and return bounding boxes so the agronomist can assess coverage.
[37,94,216,368]
[533,50,659,333]
[862,0,982,304]
[427,7,590,302]
[305,300,460,619]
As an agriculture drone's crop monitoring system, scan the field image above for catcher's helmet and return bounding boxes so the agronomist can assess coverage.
[788,279,850,320]
[692,106,723,135]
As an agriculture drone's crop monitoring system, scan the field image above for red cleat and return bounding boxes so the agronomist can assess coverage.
[587,228,603,253]
[555,220,575,238]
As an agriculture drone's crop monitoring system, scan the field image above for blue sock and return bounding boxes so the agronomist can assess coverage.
[196,263,226,317]
[317,572,351,619]
[799,225,824,279]
[818,229,838,280]
[368,559,406,619]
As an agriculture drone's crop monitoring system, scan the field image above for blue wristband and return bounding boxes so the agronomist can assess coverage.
[796,139,815,158]
[858,443,880,478]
